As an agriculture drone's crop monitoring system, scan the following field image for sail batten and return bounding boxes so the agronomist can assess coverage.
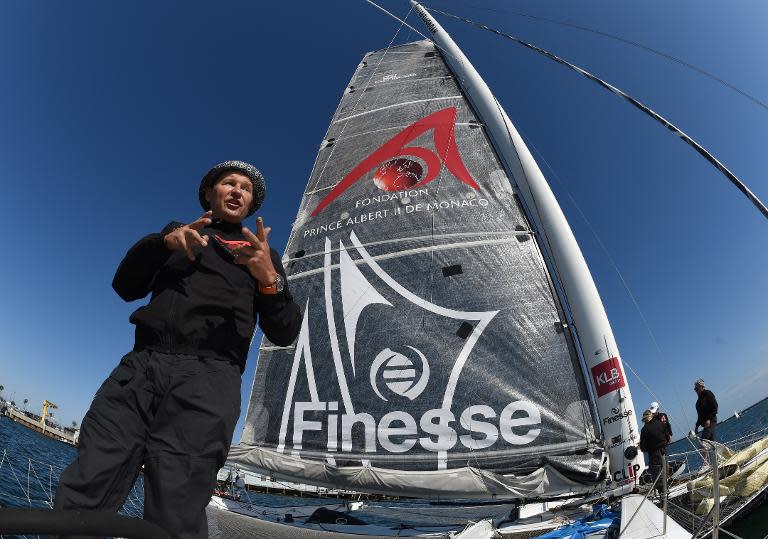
[234,38,606,497]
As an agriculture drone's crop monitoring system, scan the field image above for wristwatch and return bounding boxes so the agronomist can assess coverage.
[259,274,285,295]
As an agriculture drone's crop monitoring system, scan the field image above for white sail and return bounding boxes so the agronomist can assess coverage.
[229,6,644,498]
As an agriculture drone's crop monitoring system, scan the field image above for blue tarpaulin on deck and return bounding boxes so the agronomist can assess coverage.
[534,505,619,539]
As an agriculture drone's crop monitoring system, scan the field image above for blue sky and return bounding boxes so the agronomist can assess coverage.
[1,0,765,443]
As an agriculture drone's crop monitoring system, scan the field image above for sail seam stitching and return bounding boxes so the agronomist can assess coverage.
[285,237,524,280]
[334,96,462,123]
[285,230,528,262]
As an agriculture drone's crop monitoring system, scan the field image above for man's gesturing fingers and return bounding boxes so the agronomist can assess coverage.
[241,227,264,250]
[185,228,208,248]
[189,211,213,231]
[164,213,211,260]
[246,218,272,246]
[256,217,267,242]
[182,229,208,260]
[239,220,278,282]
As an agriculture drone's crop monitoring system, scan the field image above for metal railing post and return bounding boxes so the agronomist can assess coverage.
[704,440,720,539]
[662,452,668,535]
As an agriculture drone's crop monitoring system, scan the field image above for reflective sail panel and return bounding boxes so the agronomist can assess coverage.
[233,41,603,497]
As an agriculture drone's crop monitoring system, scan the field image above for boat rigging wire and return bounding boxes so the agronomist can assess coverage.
[288,0,414,253]
[364,0,428,40]
[424,6,768,221]
[434,5,768,114]
[518,129,699,452]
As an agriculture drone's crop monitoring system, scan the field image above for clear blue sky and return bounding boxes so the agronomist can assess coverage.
[1,0,765,443]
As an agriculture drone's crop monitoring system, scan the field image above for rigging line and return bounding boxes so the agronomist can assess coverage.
[432,6,768,114]
[365,0,429,39]
[369,0,473,92]
[621,359,698,452]
[365,0,482,161]
[519,127,698,448]
[286,3,413,251]
[424,7,768,221]
[312,4,412,184]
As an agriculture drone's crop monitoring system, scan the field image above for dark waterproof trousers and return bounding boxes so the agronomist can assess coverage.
[648,449,667,497]
[55,349,241,539]
[700,423,717,442]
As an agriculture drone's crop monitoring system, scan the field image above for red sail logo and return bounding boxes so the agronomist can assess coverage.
[311,107,479,216]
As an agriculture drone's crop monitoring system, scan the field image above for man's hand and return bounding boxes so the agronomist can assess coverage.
[164,211,212,260]
[233,217,278,284]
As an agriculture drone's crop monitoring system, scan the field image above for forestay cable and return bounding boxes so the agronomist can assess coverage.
[456,6,768,114]
[426,7,768,221]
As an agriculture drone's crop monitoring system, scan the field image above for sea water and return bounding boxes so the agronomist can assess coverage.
[0,418,144,516]
[2,396,767,537]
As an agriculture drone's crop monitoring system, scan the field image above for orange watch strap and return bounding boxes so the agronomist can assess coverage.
[259,282,278,295]
[259,274,281,295]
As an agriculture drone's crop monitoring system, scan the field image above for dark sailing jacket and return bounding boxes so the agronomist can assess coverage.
[112,219,301,371]
[657,412,673,441]
[695,389,719,429]
[640,417,668,455]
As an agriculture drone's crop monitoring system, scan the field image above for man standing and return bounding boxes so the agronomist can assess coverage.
[640,409,668,497]
[694,378,718,442]
[55,161,302,538]
[649,401,673,443]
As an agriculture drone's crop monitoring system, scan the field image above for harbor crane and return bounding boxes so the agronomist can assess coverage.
[41,399,58,433]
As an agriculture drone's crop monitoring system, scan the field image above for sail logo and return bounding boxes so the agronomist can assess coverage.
[276,231,544,468]
[370,347,429,401]
[376,72,417,83]
[311,107,479,216]
[590,358,625,397]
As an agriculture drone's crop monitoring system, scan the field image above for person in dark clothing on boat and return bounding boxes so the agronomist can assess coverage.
[649,401,673,442]
[694,378,718,442]
[54,160,302,539]
[640,409,668,497]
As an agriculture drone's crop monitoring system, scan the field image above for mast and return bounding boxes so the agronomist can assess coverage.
[412,1,645,485]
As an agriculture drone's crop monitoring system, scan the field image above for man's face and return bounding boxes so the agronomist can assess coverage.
[205,172,254,223]
[694,385,702,395]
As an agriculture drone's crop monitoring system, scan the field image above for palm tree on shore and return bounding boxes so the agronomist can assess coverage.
[0,385,4,400]
[23,398,28,411]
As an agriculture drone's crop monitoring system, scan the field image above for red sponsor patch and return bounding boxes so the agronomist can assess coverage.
[311,107,479,216]
[591,358,625,397]
[214,235,251,253]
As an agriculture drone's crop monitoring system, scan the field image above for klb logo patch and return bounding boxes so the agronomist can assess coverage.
[591,358,625,397]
